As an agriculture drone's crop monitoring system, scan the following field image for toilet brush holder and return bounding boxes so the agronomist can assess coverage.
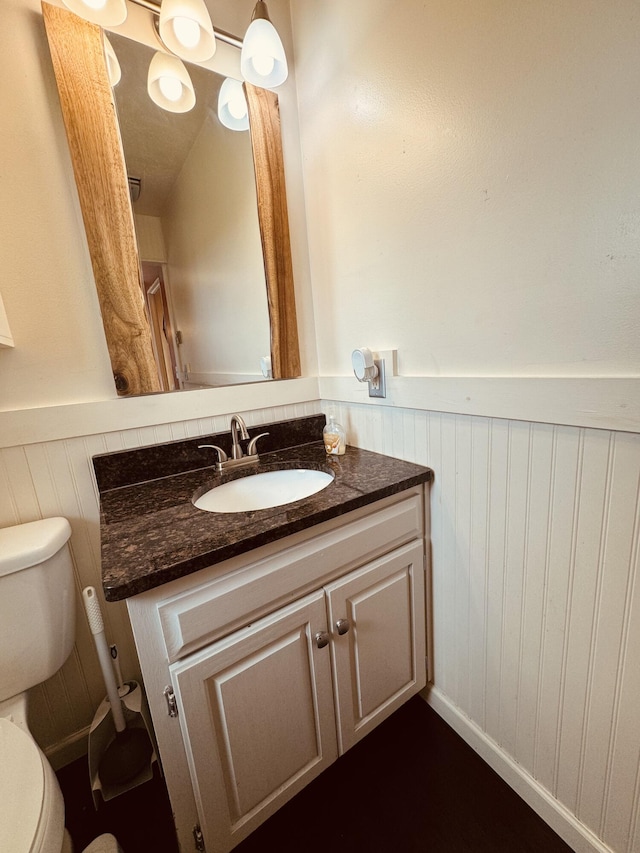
[88,679,159,806]
[83,587,159,806]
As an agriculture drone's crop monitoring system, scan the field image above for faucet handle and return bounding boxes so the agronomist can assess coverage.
[198,444,228,464]
[247,432,269,455]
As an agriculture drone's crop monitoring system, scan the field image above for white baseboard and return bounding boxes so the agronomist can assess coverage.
[45,724,90,771]
[422,686,614,853]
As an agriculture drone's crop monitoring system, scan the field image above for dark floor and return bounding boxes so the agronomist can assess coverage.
[57,696,575,853]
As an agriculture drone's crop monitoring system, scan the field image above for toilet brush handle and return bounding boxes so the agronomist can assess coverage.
[82,587,126,734]
[83,585,105,635]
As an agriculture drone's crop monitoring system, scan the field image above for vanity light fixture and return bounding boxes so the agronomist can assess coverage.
[60,0,288,92]
[61,0,127,27]
[62,0,217,62]
[158,0,216,63]
[103,35,121,86]
[147,51,196,113]
[240,1,288,89]
[217,78,249,131]
[66,0,289,116]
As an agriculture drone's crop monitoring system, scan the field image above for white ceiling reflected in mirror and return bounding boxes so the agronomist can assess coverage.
[42,1,300,396]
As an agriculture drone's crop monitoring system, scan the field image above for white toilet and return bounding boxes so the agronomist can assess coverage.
[0,517,121,853]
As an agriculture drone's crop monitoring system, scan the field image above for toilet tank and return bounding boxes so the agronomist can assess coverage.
[0,518,75,703]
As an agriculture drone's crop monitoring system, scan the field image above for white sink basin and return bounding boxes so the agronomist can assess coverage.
[194,468,335,513]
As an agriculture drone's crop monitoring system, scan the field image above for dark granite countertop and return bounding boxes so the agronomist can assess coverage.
[95,416,432,601]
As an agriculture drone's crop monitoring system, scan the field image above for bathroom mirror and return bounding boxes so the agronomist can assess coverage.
[42,2,300,396]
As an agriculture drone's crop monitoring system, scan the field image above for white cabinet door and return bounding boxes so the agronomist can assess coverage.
[170,590,338,853]
[326,540,426,753]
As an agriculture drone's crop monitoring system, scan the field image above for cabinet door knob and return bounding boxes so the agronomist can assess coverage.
[314,631,330,649]
[335,618,350,635]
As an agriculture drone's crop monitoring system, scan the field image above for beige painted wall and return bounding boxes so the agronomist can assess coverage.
[0,0,116,411]
[1,0,640,850]
[290,2,640,851]
[291,0,640,379]
[0,0,316,414]
[134,214,166,263]
[162,106,271,379]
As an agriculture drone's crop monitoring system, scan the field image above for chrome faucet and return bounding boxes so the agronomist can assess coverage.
[199,414,269,471]
[230,414,250,460]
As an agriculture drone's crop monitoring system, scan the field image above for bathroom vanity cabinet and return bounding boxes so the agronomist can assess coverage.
[126,487,429,853]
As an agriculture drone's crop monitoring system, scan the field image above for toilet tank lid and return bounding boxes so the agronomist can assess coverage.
[0,517,72,577]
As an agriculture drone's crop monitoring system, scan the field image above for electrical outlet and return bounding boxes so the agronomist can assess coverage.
[368,358,386,398]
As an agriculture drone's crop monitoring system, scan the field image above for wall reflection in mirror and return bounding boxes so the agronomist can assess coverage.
[109,32,272,391]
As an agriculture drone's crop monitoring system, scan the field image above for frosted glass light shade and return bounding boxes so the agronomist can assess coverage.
[159,0,216,63]
[103,36,121,87]
[241,2,288,88]
[147,52,196,113]
[218,78,249,131]
[61,0,127,27]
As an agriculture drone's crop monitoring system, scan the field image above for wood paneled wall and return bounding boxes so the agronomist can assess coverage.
[328,400,640,853]
[3,393,639,853]
[0,401,319,767]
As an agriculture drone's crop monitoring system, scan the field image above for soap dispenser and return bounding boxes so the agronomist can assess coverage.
[323,411,346,456]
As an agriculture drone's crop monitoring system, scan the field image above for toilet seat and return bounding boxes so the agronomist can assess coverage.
[0,716,65,852]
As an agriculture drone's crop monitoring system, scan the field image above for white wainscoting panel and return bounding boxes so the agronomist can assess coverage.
[4,388,640,853]
[326,399,640,853]
[0,401,320,766]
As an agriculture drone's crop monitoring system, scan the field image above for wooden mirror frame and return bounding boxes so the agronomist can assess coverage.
[42,2,300,396]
